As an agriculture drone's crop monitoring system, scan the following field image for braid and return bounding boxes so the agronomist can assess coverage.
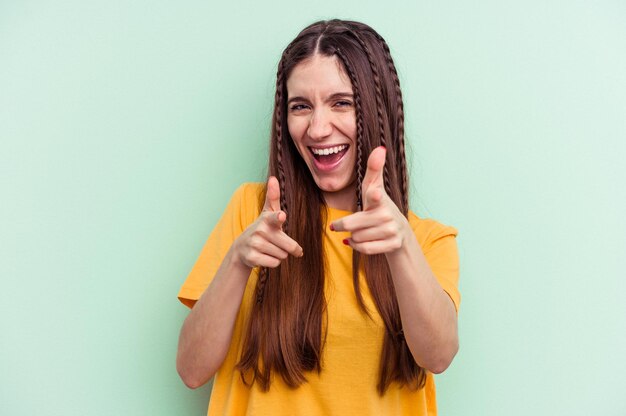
[335,47,370,312]
[375,34,408,212]
[356,129,364,211]
[258,53,289,305]
[335,48,364,211]
[350,30,392,197]
[275,65,288,221]
[256,268,268,304]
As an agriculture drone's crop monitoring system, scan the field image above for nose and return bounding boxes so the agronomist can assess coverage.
[307,109,333,141]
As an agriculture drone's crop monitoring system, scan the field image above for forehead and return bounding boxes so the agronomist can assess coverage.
[286,54,353,97]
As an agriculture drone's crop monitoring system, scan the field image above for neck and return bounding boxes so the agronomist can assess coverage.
[323,188,357,211]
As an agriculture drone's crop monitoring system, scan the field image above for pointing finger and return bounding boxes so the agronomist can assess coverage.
[281,236,304,257]
[262,211,303,257]
[267,228,304,257]
[330,211,377,233]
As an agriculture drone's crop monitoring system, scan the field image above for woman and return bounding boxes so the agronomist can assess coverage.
[177,19,460,415]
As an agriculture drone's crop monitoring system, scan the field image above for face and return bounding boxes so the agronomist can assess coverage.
[286,54,358,210]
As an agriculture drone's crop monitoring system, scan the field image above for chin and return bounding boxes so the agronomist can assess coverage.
[315,179,342,193]
[317,177,355,193]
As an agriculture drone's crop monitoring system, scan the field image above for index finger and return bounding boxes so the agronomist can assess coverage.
[279,233,304,257]
[330,211,372,233]
[267,227,304,257]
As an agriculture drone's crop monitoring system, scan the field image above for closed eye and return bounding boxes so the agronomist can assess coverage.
[289,103,310,112]
[334,100,353,109]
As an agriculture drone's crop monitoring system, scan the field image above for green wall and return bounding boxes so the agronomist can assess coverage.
[2,1,625,414]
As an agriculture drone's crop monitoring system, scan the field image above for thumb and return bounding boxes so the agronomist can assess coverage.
[362,147,386,209]
[267,210,287,229]
[263,176,281,212]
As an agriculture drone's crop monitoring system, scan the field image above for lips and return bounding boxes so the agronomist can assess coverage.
[309,144,349,172]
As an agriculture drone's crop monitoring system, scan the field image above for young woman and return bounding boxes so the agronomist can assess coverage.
[176,19,460,415]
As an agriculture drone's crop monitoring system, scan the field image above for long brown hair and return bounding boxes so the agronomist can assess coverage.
[236,19,424,395]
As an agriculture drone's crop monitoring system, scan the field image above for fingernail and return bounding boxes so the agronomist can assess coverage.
[329,223,335,231]
[342,238,350,246]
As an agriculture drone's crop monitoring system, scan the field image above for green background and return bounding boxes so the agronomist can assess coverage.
[2,0,625,414]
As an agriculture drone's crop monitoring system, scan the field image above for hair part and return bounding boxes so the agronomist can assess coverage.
[236,19,422,395]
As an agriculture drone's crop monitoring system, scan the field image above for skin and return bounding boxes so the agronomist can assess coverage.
[289,55,459,371]
[331,147,459,373]
[286,54,358,211]
[176,177,302,388]
[177,53,458,389]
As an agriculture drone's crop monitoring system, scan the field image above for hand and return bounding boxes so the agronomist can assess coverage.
[233,177,303,268]
[330,147,410,255]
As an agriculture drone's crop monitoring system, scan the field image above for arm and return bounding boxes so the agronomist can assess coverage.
[384,226,458,373]
[176,246,251,389]
[331,147,459,373]
[176,178,303,388]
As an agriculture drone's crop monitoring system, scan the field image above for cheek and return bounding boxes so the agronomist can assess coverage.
[286,121,305,160]
[287,117,310,151]
[339,114,357,142]
[287,117,302,143]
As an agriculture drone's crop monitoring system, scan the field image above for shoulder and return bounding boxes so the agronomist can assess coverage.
[232,182,265,206]
[227,182,265,227]
[408,211,461,311]
[407,211,458,253]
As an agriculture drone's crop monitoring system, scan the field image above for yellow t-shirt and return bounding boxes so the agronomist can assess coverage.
[178,183,460,416]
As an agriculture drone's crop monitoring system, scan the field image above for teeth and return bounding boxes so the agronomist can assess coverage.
[311,145,348,156]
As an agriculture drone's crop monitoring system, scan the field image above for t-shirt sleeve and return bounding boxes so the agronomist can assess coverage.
[177,183,261,309]
[409,213,461,313]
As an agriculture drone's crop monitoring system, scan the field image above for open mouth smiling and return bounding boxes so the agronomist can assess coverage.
[309,144,349,164]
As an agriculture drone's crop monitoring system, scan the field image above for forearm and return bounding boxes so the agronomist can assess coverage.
[176,246,252,388]
[385,225,459,374]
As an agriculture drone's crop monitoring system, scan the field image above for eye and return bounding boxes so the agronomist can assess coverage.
[289,103,309,112]
[334,100,353,108]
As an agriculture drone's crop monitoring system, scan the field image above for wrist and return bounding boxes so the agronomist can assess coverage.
[386,218,415,259]
[227,242,253,276]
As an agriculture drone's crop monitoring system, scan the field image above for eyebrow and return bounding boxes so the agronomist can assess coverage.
[287,92,354,105]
